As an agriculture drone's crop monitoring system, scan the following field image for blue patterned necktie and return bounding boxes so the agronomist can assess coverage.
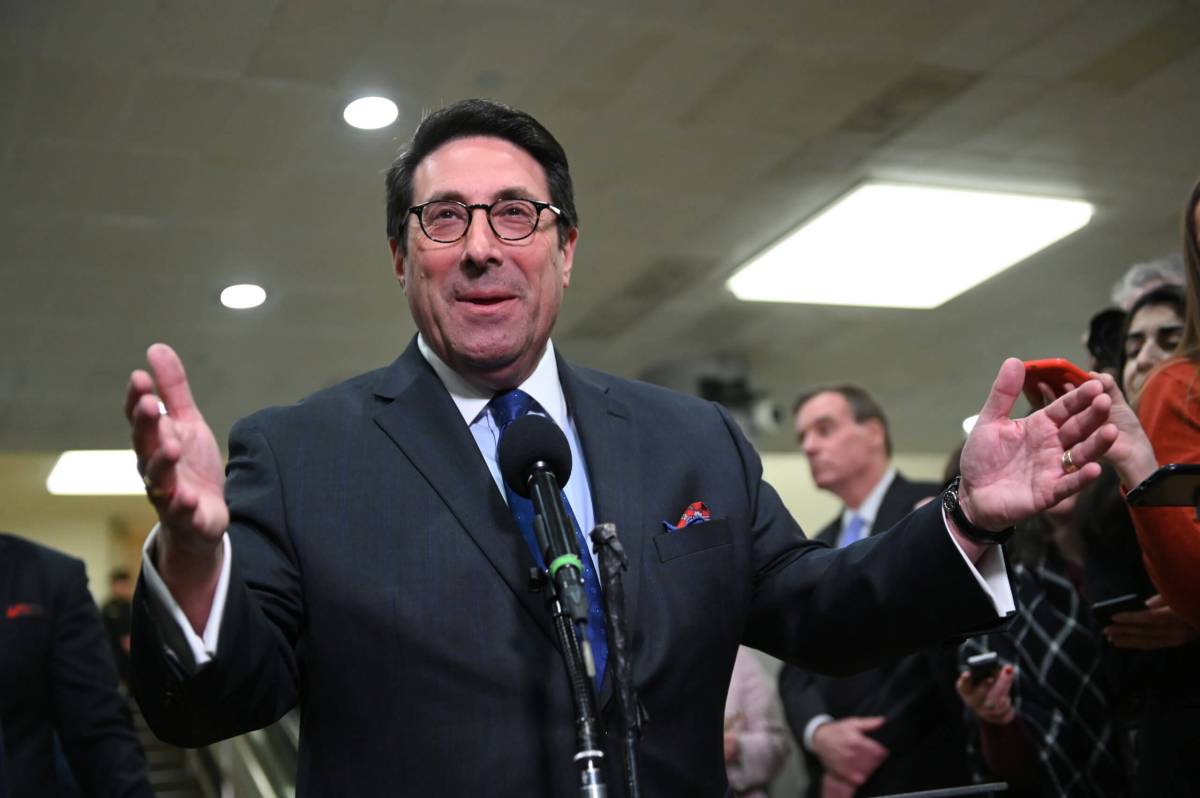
[488,389,608,690]
[841,513,866,547]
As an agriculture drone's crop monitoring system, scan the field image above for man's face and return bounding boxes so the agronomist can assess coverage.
[389,136,577,390]
[795,391,885,493]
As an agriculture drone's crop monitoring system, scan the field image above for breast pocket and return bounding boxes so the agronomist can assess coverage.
[653,518,732,562]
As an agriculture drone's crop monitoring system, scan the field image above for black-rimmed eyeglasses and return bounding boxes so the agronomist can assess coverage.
[406,198,562,243]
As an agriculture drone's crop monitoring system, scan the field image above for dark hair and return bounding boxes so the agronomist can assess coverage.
[1182,177,1200,360]
[1086,307,1126,372]
[1115,284,1186,392]
[384,99,578,255]
[793,384,893,457]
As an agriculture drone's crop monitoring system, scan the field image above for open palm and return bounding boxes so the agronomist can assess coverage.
[959,359,1116,530]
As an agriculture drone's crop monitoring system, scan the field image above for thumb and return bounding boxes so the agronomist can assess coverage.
[976,358,1025,424]
[1145,593,1166,609]
[851,716,886,732]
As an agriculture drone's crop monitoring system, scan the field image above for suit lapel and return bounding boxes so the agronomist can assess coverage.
[558,360,642,706]
[872,473,918,535]
[370,342,557,645]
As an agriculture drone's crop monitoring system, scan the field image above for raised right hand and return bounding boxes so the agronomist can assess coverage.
[811,716,889,788]
[125,343,229,553]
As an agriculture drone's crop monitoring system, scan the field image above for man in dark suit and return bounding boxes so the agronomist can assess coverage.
[779,386,970,797]
[0,533,153,798]
[124,99,1120,796]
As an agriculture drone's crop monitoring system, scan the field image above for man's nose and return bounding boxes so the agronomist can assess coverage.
[461,207,502,267]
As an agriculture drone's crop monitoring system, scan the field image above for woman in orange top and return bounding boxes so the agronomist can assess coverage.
[1102,178,1200,631]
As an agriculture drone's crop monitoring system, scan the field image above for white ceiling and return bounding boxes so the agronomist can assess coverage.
[2,0,1199,484]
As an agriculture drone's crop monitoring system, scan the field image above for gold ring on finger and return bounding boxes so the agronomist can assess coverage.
[1061,449,1079,474]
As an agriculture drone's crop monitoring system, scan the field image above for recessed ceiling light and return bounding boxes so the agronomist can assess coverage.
[343,96,398,130]
[46,450,144,495]
[727,183,1094,309]
[220,283,266,310]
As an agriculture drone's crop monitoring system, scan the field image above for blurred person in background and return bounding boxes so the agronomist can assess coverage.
[1101,178,1200,633]
[956,495,1128,798]
[1110,253,1185,312]
[101,568,134,685]
[724,647,790,798]
[0,533,153,797]
[1116,285,1185,409]
[1081,178,1200,795]
[779,386,967,798]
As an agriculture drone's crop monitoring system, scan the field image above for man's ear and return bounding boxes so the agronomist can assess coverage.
[388,237,406,291]
[559,227,578,288]
[864,418,887,452]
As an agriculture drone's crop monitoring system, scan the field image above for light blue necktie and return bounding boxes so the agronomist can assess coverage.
[488,389,608,690]
[841,514,867,547]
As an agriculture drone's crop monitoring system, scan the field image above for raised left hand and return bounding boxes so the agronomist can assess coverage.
[958,358,1117,531]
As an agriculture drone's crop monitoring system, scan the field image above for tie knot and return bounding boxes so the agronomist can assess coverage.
[488,388,536,432]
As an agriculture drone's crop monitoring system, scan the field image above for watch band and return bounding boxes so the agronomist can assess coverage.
[942,476,1015,545]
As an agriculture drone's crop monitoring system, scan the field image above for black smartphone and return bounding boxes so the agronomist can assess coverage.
[966,651,1000,683]
[1091,593,1146,626]
[1125,463,1200,508]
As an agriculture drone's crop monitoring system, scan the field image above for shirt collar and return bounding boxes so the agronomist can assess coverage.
[416,334,569,429]
[841,466,896,530]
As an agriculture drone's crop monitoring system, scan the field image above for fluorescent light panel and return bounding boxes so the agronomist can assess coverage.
[47,450,144,495]
[727,183,1093,309]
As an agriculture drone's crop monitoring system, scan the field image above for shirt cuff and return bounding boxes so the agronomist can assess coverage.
[140,525,232,667]
[802,713,834,751]
[941,505,1015,616]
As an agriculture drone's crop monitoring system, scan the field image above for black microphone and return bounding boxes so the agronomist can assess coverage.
[498,414,590,624]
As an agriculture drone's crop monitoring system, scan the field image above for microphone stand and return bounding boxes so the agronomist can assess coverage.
[531,516,608,798]
[590,523,645,798]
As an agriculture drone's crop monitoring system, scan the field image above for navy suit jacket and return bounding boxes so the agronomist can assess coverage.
[778,474,973,797]
[132,341,1000,796]
[0,534,152,798]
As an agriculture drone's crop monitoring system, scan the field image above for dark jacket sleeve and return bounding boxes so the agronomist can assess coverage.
[132,416,304,747]
[50,554,153,798]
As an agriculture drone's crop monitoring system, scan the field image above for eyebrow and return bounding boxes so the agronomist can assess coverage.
[420,186,540,204]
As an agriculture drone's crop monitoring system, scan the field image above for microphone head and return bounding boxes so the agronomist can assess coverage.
[497,414,573,499]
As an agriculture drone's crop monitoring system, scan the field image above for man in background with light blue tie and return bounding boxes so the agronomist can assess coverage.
[779,385,969,798]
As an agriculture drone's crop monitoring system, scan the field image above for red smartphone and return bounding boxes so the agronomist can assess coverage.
[1023,358,1091,409]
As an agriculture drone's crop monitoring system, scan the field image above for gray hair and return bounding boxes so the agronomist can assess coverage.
[1111,253,1185,310]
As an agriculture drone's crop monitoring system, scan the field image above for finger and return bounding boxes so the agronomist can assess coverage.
[1106,631,1189,650]
[1145,594,1166,609]
[853,716,886,732]
[1054,392,1113,449]
[985,669,1013,705]
[147,343,200,420]
[130,393,167,466]
[1066,423,1119,467]
[976,358,1025,423]
[1045,461,1104,505]
[1035,381,1055,408]
[1040,379,1105,429]
[125,369,156,422]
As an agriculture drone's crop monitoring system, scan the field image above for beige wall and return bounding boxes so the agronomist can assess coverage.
[0,453,155,604]
[762,451,951,534]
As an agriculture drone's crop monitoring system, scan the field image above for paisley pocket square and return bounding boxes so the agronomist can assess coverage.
[662,501,712,532]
